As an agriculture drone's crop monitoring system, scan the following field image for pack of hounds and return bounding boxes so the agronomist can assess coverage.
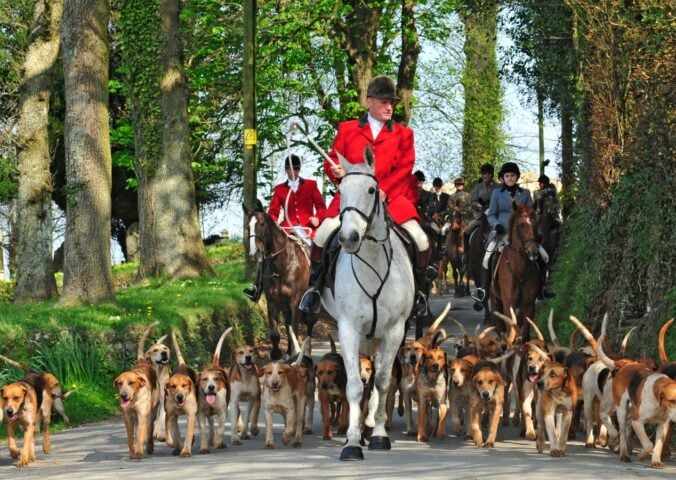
[1,313,674,469]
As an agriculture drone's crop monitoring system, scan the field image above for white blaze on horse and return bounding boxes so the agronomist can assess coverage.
[320,147,414,461]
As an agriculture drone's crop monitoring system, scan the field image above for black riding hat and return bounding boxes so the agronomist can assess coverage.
[285,154,301,169]
[414,170,426,182]
[538,174,550,185]
[480,163,494,175]
[499,162,520,178]
[432,177,443,188]
[366,76,400,101]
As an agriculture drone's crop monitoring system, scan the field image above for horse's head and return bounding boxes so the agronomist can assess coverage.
[243,200,268,259]
[337,147,381,253]
[449,209,463,232]
[511,202,539,262]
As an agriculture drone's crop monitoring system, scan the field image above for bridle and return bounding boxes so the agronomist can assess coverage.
[510,212,538,255]
[248,213,285,280]
[339,171,393,338]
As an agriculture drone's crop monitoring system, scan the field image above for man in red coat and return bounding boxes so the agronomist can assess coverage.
[243,154,327,301]
[267,154,327,240]
[299,76,436,314]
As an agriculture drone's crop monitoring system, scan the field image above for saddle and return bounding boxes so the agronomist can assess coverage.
[321,221,420,296]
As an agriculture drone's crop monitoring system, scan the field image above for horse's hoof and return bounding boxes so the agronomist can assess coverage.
[340,446,364,461]
[368,436,391,450]
[362,426,373,442]
[473,301,484,311]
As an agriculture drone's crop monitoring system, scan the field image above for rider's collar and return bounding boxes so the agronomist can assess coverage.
[359,114,393,132]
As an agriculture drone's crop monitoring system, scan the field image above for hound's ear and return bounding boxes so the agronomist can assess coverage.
[137,374,147,387]
[562,367,569,382]
[113,377,121,389]
[230,351,237,364]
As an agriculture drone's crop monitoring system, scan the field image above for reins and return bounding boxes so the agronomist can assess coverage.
[339,171,394,338]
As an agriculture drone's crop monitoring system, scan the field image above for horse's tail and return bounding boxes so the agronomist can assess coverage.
[328,333,337,354]
[171,329,186,366]
[658,318,673,364]
[213,327,233,367]
[137,321,159,360]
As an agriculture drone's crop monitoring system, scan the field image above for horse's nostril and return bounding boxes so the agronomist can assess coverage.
[349,230,359,243]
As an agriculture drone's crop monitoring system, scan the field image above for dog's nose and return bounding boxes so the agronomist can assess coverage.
[453,380,461,387]
[207,385,216,392]
[161,352,168,359]
[120,393,128,400]
[6,408,13,416]
[481,391,490,400]
[321,382,330,389]
[528,366,537,374]
[245,356,252,363]
[431,363,439,372]
[409,355,417,363]
[176,394,184,402]
[271,382,279,389]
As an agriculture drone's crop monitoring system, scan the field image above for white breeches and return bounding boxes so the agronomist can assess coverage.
[401,219,429,252]
[482,234,549,269]
[313,216,429,252]
[313,216,341,248]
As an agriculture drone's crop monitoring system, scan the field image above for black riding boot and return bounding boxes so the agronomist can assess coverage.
[538,261,556,299]
[414,248,437,316]
[462,229,471,266]
[471,267,490,303]
[242,263,263,302]
[299,244,324,313]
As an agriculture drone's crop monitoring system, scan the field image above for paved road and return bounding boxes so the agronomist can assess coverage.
[1,292,674,479]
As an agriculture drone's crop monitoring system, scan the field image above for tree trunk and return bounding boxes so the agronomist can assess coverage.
[14,0,62,303]
[59,0,114,305]
[459,0,504,178]
[396,0,420,126]
[560,100,574,218]
[338,1,383,106]
[150,0,213,279]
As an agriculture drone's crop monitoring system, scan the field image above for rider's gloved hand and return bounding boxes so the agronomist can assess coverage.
[495,224,506,235]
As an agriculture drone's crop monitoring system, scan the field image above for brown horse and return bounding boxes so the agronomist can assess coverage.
[438,209,469,297]
[490,203,540,339]
[243,203,315,360]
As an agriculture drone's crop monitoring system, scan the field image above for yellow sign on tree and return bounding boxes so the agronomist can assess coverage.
[244,128,257,149]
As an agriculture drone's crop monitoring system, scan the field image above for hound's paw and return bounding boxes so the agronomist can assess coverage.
[264,442,275,449]
[620,454,631,463]
[526,431,537,441]
[484,441,495,448]
[16,457,29,468]
[294,441,302,448]
[172,448,181,456]
[651,461,664,469]
[241,432,250,440]
[303,427,313,434]
[584,442,595,449]
[322,434,332,440]
[199,448,210,454]
[214,441,226,449]
[231,438,242,445]
[638,449,653,461]
[406,430,417,437]
[550,449,563,457]
[417,435,427,443]
[43,445,51,454]
[282,434,291,445]
[9,448,19,459]
[250,427,260,436]
[180,449,191,457]
[131,450,144,460]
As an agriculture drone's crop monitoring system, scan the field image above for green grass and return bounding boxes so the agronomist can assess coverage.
[0,242,268,440]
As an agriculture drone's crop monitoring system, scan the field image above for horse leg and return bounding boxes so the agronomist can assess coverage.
[337,319,365,461]
[268,305,282,361]
[369,325,404,450]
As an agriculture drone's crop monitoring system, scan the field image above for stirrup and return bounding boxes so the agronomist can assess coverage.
[471,288,486,303]
[242,285,260,302]
[299,288,321,314]
[424,265,438,282]
[414,291,428,316]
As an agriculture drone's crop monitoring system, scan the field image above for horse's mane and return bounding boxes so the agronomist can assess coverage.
[261,210,310,259]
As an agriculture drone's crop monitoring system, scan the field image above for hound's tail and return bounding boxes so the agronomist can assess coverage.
[328,333,337,354]
[0,354,33,373]
[658,318,673,364]
[137,321,159,360]
[170,329,186,366]
[213,327,233,367]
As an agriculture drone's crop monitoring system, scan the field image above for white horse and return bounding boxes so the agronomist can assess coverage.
[320,147,415,460]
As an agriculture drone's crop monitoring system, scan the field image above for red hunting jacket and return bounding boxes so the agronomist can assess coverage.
[323,116,420,225]
[268,178,327,236]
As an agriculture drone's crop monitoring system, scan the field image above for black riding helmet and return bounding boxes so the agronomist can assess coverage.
[498,162,520,179]
[480,163,494,175]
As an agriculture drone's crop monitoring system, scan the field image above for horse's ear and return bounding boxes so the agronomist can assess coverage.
[336,150,350,172]
[363,146,375,169]
[242,202,254,217]
[254,198,265,212]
